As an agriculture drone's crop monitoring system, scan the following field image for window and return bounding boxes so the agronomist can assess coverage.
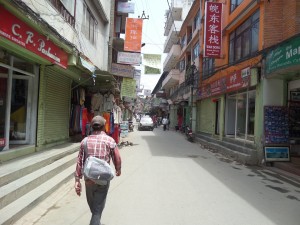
[82,3,97,44]
[47,0,75,26]
[192,42,200,61]
[229,10,259,64]
[179,59,186,72]
[202,58,215,80]
[194,10,200,31]
[180,35,186,49]
[230,0,244,12]
[61,0,75,16]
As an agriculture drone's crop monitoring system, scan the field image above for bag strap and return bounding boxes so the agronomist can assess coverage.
[83,137,88,160]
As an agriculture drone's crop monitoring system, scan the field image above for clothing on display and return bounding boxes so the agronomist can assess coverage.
[69,87,122,143]
[91,92,104,115]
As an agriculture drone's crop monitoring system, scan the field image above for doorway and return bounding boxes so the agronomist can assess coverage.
[225,90,256,141]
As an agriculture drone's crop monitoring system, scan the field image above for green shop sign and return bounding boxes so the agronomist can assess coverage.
[266,36,300,75]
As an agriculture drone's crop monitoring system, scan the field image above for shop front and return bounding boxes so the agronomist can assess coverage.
[0,4,71,159]
[198,65,260,144]
[264,35,300,163]
[0,50,39,152]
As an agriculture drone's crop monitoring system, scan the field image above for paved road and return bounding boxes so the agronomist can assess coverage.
[16,126,300,225]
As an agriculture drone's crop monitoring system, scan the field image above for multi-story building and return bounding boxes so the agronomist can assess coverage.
[154,0,194,129]
[157,0,300,171]
[0,0,125,161]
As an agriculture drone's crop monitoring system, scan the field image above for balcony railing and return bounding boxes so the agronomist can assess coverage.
[48,0,75,27]
[169,69,199,102]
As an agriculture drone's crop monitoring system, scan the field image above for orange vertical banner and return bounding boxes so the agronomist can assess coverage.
[124,18,143,52]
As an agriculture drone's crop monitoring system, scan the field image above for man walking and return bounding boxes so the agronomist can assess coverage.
[74,115,122,225]
[162,117,168,131]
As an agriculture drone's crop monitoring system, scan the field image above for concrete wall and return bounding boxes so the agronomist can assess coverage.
[23,0,111,70]
[263,79,285,106]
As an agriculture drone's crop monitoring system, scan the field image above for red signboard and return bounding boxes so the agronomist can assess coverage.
[200,68,250,99]
[124,18,143,52]
[0,6,68,69]
[204,2,223,58]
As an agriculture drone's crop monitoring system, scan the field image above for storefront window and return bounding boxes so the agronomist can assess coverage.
[236,93,247,139]
[10,78,28,141]
[226,90,256,141]
[0,53,37,150]
[0,68,8,151]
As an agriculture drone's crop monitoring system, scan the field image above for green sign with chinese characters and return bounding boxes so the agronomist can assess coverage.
[266,36,300,75]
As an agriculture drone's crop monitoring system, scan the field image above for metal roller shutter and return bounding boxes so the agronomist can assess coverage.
[199,98,215,134]
[43,67,71,144]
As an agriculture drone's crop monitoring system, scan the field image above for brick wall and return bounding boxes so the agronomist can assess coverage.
[264,0,300,48]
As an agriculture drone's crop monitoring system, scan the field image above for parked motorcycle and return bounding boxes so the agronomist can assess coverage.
[185,125,194,142]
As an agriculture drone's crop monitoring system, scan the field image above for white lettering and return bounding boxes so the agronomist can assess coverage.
[12,24,21,37]
[26,31,34,44]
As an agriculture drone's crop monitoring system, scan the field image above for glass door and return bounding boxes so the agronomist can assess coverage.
[226,90,256,141]
[10,75,30,144]
[236,92,247,139]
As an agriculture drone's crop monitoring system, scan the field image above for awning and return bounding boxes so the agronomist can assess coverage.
[80,56,96,73]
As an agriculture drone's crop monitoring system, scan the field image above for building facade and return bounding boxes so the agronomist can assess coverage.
[0,0,118,161]
[156,0,300,168]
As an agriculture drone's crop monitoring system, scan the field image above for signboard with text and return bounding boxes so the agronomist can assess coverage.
[265,146,290,162]
[111,63,134,78]
[0,6,68,69]
[117,52,141,65]
[200,68,250,99]
[266,36,300,75]
[117,2,135,14]
[204,2,223,58]
[124,18,143,52]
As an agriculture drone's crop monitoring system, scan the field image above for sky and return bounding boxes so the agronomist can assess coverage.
[129,0,169,92]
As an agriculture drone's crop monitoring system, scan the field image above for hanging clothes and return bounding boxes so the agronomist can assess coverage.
[81,107,88,136]
[91,92,104,115]
[103,93,115,111]
[103,112,111,134]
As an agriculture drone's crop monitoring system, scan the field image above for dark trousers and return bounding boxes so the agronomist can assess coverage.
[85,181,110,225]
[163,124,167,131]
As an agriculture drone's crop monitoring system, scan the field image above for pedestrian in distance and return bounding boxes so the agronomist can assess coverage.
[74,115,122,225]
[162,117,168,131]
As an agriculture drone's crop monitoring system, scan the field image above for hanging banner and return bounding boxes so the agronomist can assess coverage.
[111,63,134,78]
[117,52,141,65]
[144,65,161,74]
[134,69,141,89]
[204,2,223,58]
[143,54,161,74]
[124,18,143,52]
[121,78,137,98]
[0,5,68,69]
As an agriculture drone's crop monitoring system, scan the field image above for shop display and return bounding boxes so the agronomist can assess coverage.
[264,106,289,144]
[289,101,300,138]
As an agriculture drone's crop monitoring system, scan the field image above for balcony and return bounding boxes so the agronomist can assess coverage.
[164,2,183,36]
[164,21,182,53]
[163,44,181,71]
[162,69,180,91]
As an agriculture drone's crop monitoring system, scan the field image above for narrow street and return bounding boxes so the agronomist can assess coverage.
[16,126,300,225]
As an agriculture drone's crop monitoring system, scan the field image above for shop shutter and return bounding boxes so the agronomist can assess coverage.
[43,67,71,144]
[198,99,215,134]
